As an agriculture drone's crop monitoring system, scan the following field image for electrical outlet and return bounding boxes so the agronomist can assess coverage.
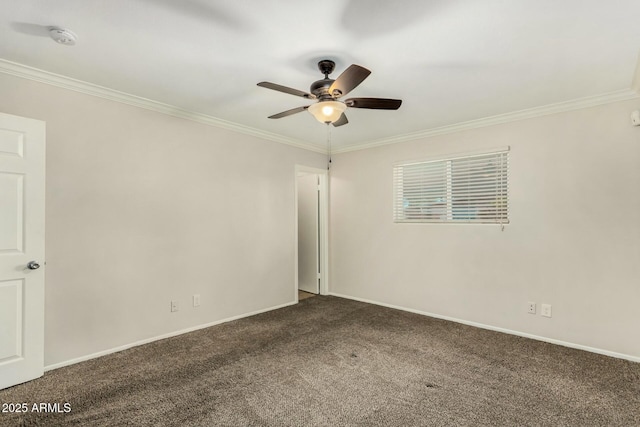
[541,304,552,318]
[193,294,201,307]
[171,301,179,312]
[527,302,536,314]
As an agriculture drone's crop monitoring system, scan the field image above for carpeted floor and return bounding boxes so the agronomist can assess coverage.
[1,296,638,426]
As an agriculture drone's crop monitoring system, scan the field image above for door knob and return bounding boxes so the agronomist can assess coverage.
[27,261,40,270]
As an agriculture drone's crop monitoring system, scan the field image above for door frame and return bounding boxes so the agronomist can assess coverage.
[294,165,328,301]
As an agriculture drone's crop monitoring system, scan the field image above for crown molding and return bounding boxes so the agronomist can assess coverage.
[0,59,326,154]
[334,89,640,154]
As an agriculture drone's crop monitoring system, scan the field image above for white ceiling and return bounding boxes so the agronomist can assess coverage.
[1,0,640,151]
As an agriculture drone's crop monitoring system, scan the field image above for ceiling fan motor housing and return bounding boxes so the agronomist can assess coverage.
[310,78,335,99]
[311,60,339,99]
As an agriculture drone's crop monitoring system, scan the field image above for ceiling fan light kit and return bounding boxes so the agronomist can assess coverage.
[258,59,401,127]
[308,100,347,123]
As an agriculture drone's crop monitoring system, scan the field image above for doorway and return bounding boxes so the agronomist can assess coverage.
[295,166,328,301]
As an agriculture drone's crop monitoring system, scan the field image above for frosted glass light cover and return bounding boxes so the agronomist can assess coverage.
[308,101,346,123]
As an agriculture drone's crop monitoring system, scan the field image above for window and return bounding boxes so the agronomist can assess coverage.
[393,149,509,224]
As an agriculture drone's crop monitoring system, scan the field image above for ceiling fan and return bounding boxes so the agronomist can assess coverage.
[257,60,402,127]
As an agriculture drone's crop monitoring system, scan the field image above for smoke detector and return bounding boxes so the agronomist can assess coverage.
[49,27,77,46]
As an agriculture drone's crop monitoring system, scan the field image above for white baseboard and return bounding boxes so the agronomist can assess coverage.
[44,301,297,372]
[329,292,640,363]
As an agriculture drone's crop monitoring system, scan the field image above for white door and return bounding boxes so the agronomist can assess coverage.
[297,173,319,294]
[0,113,45,390]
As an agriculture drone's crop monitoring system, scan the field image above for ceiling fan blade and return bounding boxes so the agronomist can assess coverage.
[268,106,309,119]
[332,113,348,127]
[257,82,315,99]
[328,65,371,98]
[345,98,402,110]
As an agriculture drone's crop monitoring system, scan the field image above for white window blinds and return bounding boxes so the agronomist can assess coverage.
[393,149,509,224]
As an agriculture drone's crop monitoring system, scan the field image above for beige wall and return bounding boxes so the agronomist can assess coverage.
[330,99,640,359]
[0,73,327,367]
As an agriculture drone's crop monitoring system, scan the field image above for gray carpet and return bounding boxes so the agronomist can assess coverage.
[1,296,638,426]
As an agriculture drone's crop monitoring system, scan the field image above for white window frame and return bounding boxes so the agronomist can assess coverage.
[393,147,509,224]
